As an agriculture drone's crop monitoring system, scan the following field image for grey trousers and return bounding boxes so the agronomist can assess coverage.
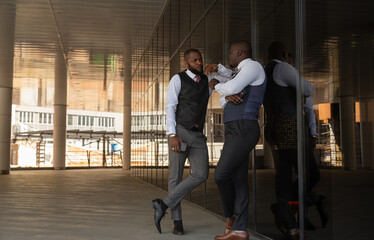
[163,125,209,220]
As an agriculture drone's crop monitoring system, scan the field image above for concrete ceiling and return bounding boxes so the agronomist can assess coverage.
[3,0,167,112]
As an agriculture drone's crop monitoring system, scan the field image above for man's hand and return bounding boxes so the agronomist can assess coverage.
[169,135,183,152]
[209,78,219,90]
[205,64,218,74]
[225,93,243,104]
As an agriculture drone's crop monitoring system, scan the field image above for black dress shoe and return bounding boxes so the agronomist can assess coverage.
[173,220,184,235]
[152,199,167,233]
[271,203,287,235]
[316,195,328,228]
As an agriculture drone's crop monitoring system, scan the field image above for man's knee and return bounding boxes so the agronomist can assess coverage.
[194,169,208,183]
[214,169,227,185]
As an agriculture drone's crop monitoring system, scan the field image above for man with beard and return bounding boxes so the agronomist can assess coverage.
[206,40,266,240]
[152,49,217,235]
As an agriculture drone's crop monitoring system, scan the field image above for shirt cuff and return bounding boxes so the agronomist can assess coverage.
[166,129,176,136]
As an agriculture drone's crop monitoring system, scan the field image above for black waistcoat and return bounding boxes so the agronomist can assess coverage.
[263,61,297,149]
[175,71,209,132]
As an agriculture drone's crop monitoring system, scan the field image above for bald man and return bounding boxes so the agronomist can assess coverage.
[207,41,266,240]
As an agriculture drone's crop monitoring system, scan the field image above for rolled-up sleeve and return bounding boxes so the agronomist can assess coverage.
[215,61,265,96]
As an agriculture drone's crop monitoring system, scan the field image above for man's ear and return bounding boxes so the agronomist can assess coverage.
[183,60,188,69]
[238,50,242,56]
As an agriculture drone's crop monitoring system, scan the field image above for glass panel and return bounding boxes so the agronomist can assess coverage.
[302,1,374,240]
[256,0,297,237]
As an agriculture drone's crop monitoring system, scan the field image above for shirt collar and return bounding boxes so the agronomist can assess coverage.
[185,69,198,80]
[236,58,252,70]
[270,59,282,63]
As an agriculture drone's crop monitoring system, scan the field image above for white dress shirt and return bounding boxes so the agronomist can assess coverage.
[165,69,227,135]
[271,59,313,97]
[214,58,266,108]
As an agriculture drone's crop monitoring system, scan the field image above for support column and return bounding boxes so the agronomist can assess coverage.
[53,51,67,170]
[123,43,132,170]
[0,3,15,174]
[340,96,356,169]
[339,45,356,170]
[357,36,374,170]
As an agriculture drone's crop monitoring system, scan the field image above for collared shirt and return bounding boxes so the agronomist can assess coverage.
[214,58,266,108]
[270,59,313,96]
[165,69,227,135]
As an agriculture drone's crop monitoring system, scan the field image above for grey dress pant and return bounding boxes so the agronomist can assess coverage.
[163,125,209,220]
[214,119,260,231]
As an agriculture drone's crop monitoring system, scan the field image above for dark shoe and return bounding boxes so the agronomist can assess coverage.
[316,195,328,228]
[215,230,249,240]
[271,203,287,235]
[152,199,167,233]
[224,217,235,234]
[172,220,184,235]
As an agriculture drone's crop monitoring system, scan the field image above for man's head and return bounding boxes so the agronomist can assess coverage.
[184,49,203,75]
[267,41,287,61]
[228,40,252,68]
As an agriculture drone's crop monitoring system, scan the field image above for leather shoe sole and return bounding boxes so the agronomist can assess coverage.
[215,230,249,240]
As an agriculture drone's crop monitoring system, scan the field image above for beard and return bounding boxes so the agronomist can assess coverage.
[187,64,203,75]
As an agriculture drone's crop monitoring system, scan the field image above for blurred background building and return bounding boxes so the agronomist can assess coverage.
[0,0,373,239]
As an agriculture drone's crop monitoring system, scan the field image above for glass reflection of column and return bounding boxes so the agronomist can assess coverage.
[339,44,356,170]
[358,36,374,170]
[250,0,258,232]
[0,2,15,174]
[295,0,306,238]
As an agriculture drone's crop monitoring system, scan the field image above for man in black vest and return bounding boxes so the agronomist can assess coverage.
[152,49,210,235]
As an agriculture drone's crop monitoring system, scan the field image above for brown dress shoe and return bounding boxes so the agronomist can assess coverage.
[215,230,249,240]
[225,217,235,234]
[287,228,308,240]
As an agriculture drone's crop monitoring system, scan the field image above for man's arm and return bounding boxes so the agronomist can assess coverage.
[305,96,317,136]
[214,61,265,96]
[219,93,244,108]
[205,63,232,78]
[165,74,183,152]
[278,61,313,97]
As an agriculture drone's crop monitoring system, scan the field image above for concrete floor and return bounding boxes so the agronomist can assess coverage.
[135,168,374,240]
[0,169,262,240]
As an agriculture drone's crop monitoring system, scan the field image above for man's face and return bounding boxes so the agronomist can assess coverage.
[184,52,203,75]
[228,46,238,68]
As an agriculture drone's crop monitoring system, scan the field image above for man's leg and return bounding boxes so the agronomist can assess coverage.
[230,155,249,231]
[215,120,259,227]
[275,149,298,230]
[166,148,188,220]
[163,132,208,211]
[231,120,259,231]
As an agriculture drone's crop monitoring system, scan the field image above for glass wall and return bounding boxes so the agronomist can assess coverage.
[131,0,374,239]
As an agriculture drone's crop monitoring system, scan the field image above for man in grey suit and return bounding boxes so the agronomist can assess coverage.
[152,48,210,235]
